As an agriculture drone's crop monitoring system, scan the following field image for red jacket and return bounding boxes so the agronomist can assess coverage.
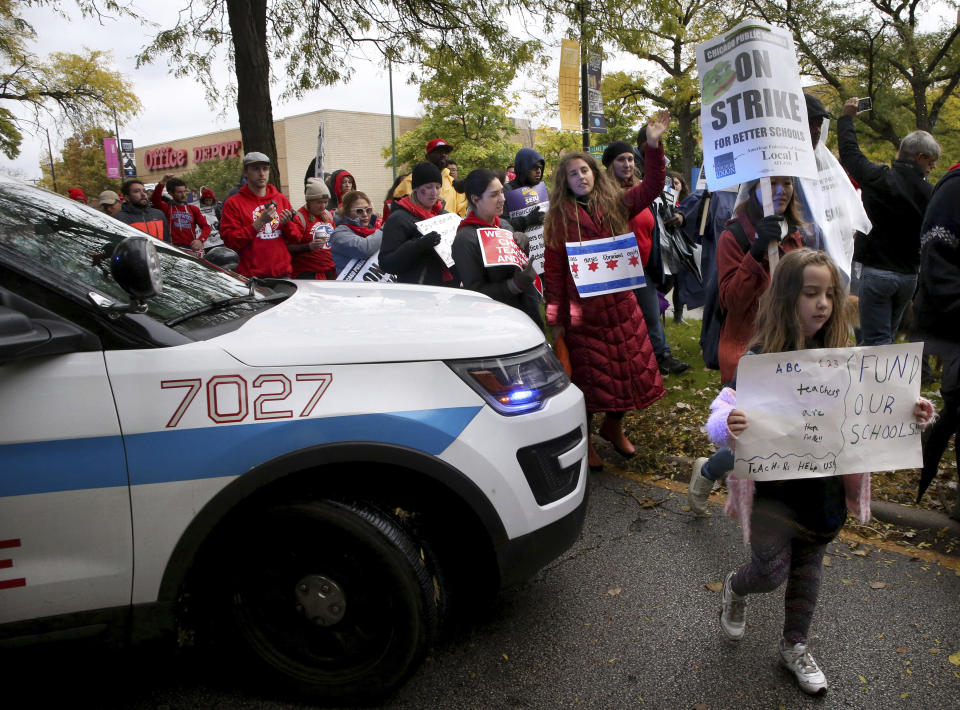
[220,184,306,278]
[542,143,666,412]
[290,206,336,277]
[151,183,211,246]
[716,213,804,383]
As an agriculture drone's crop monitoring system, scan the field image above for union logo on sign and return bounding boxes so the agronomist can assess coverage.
[714,151,736,178]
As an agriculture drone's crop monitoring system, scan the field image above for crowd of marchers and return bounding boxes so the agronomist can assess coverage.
[60,94,960,697]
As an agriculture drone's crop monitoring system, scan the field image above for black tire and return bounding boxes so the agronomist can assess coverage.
[220,500,437,702]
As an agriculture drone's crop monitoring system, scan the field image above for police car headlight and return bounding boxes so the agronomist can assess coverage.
[447,344,570,416]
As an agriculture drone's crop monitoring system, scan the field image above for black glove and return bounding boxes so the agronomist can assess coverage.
[418,231,442,251]
[525,207,545,228]
[512,261,536,290]
[749,215,785,261]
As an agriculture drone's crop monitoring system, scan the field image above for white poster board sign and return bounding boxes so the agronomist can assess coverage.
[696,21,817,191]
[734,343,923,481]
[336,251,397,283]
[415,212,462,267]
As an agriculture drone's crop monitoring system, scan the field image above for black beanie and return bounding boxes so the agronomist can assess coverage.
[804,92,831,120]
[602,141,634,167]
[412,161,443,188]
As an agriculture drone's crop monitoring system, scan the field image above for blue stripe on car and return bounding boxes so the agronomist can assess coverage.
[0,406,482,497]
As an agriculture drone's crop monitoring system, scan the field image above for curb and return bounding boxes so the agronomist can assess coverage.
[870,500,960,535]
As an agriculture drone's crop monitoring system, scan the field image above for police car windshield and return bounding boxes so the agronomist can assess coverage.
[0,181,278,328]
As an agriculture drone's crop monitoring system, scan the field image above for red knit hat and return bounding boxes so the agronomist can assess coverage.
[200,188,216,201]
[67,188,87,203]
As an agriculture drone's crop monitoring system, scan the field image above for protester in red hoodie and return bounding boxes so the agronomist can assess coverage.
[152,174,211,253]
[325,169,355,213]
[289,178,337,279]
[219,152,306,278]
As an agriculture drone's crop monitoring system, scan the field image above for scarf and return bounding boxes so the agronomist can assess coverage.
[395,196,452,282]
[345,221,377,237]
[458,213,500,230]
[396,195,443,221]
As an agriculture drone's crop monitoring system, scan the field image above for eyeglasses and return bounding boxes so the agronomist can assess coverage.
[350,207,374,215]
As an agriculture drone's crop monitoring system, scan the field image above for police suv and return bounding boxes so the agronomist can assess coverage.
[0,181,588,700]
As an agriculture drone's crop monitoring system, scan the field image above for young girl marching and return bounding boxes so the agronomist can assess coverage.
[706,248,933,695]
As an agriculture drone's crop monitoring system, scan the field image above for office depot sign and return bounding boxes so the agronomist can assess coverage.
[193,140,242,164]
[144,147,188,171]
[143,140,243,172]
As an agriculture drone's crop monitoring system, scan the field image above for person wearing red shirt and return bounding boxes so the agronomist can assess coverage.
[151,175,211,253]
[289,178,337,279]
[219,152,306,278]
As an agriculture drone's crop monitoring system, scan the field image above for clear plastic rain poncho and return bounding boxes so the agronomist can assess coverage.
[727,116,871,286]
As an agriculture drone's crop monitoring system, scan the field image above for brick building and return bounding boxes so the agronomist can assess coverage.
[135,108,536,210]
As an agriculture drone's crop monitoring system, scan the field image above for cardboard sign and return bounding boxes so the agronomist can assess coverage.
[566,233,646,297]
[478,228,527,269]
[696,21,817,191]
[505,183,549,275]
[336,251,397,283]
[733,343,924,481]
[414,211,461,267]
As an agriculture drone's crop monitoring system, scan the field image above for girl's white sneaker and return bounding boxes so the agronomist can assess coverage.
[779,638,828,695]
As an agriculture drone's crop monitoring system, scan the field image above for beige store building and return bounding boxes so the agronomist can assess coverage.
[135,108,536,210]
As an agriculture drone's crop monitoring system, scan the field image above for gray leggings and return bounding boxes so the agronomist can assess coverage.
[730,503,830,644]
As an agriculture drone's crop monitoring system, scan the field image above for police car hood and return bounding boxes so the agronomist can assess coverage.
[215,281,545,365]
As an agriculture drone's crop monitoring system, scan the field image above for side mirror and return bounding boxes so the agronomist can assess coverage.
[88,236,164,316]
[112,236,164,299]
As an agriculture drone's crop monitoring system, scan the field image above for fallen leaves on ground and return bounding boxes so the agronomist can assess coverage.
[705,581,723,593]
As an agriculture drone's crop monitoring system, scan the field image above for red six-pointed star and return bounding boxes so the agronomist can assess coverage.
[571,262,579,274]
[587,262,600,272]
[605,258,618,270]
[629,255,639,267]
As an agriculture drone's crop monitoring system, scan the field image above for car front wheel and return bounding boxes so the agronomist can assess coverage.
[222,500,437,701]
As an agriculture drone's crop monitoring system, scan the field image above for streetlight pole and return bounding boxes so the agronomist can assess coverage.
[579,1,590,152]
[389,58,397,181]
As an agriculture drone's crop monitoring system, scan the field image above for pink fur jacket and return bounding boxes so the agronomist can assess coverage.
[706,386,872,544]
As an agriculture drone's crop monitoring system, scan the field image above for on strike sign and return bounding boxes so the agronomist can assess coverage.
[696,21,817,190]
[478,228,527,269]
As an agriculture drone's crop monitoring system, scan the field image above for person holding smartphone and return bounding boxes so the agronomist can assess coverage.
[220,152,306,278]
[837,97,940,346]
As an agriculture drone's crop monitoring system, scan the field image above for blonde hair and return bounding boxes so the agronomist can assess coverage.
[749,248,849,354]
[544,153,628,249]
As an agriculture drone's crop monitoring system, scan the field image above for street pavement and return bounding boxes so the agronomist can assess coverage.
[11,471,960,709]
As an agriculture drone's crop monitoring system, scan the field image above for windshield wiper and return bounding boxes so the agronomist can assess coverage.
[164,291,288,327]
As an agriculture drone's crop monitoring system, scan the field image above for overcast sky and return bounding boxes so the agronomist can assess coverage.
[5,3,955,181]
[4,2,430,179]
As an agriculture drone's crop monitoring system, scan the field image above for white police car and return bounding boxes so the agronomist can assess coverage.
[0,180,588,700]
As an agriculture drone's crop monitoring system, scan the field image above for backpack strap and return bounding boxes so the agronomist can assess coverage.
[726,220,751,254]
[295,211,307,230]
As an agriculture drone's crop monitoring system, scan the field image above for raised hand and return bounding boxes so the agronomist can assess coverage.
[646,109,671,146]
